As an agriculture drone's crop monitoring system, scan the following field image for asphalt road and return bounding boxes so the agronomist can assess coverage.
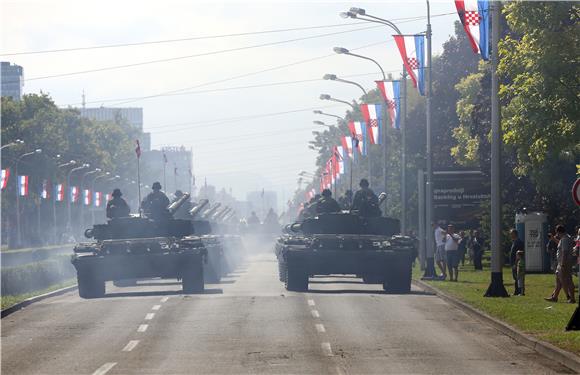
[1,251,575,374]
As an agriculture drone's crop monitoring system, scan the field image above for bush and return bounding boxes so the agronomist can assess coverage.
[1,255,76,296]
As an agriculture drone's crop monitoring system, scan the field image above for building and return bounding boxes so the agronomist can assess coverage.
[79,107,151,151]
[1,62,24,101]
[141,146,193,197]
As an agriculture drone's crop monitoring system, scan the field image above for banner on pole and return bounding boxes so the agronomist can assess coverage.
[393,35,425,95]
[455,0,490,60]
[18,175,29,196]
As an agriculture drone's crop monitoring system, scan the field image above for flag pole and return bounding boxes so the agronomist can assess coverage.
[136,140,142,217]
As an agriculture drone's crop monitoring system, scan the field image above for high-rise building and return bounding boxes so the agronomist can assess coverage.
[1,62,24,101]
[79,107,150,150]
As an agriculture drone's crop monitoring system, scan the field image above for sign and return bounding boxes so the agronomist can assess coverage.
[573,178,580,207]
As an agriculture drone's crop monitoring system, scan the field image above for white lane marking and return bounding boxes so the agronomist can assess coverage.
[315,323,326,333]
[137,324,148,332]
[307,299,315,306]
[122,340,140,352]
[152,304,161,311]
[160,296,169,303]
[321,342,333,356]
[92,362,117,375]
[145,313,155,320]
[311,310,320,318]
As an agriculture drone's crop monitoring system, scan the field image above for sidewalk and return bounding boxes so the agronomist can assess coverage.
[413,263,580,355]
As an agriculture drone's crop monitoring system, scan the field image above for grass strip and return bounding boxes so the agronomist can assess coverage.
[1,278,76,310]
[413,262,580,354]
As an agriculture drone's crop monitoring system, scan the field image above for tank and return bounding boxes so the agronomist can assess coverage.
[71,193,206,298]
[275,210,416,293]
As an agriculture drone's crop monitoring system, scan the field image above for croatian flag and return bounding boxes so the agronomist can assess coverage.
[348,121,367,156]
[394,35,425,95]
[18,175,29,196]
[336,146,346,175]
[455,0,490,60]
[41,179,50,199]
[106,193,112,202]
[376,80,401,129]
[1,169,9,190]
[55,184,65,202]
[341,136,353,159]
[70,186,80,203]
[94,192,103,207]
[83,189,91,206]
[360,104,383,144]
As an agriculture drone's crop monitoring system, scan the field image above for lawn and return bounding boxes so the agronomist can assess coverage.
[413,262,580,355]
[1,279,76,311]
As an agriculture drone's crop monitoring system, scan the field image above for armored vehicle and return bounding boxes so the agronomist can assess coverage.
[72,193,206,298]
[275,209,416,293]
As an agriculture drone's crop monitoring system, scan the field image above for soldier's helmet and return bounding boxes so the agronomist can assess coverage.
[112,188,122,197]
[152,182,162,190]
[359,178,369,188]
[322,189,332,197]
[175,190,183,198]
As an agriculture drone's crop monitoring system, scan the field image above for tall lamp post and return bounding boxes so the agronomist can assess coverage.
[56,160,76,242]
[1,139,24,151]
[14,149,42,247]
[91,172,110,224]
[313,110,343,122]
[80,168,101,230]
[67,163,89,234]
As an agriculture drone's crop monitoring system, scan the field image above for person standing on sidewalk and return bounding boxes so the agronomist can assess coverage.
[445,224,461,282]
[433,222,447,280]
[510,229,525,296]
[545,225,576,303]
[471,230,484,271]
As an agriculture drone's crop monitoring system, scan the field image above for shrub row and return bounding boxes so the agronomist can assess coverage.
[1,255,76,296]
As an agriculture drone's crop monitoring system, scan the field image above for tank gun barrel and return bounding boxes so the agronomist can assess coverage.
[215,207,232,221]
[189,199,209,218]
[201,203,221,219]
[167,193,191,215]
[378,192,387,207]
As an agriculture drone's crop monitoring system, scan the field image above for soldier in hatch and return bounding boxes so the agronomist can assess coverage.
[106,188,130,219]
[141,182,171,220]
[316,189,341,214]
[351,179,381,217]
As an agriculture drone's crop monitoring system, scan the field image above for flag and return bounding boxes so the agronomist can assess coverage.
[360,103,383,144]
[455,0,490,60]
[394,34,425,95]
[41,179,50,199]
[348,121,367,156]
[70,186,79,203]
[106,193,112,202]
[341,136,353,159]
[336,146,346,175]
[18,175,29,196]
[1,169,9,190]
[163,152,168,163]
[94,191,103,207]
[55,184,65,202]
[83,189,91,206]
[135,140,141,158]
[376,80,401,129]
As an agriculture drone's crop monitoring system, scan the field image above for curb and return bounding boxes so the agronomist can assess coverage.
[1,285,78,319]
[413,279,580,373]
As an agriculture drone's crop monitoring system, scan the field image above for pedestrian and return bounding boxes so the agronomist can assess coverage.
[433,221,447,280]
[515,247,525,296]
[471,230,484,271]
[545,225,576,303]
[445,224,461,282]
[509,229,525,296]
[546,232,558,273]
[458,230,467,266]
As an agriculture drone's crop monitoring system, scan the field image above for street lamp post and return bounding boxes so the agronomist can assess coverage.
[14,149,42,247]
[80,168,101,230]
[1,139,24,151]
[67,164,89,236]
[55,160,76,242]
[313,110,343,122]
[91,172,110,224]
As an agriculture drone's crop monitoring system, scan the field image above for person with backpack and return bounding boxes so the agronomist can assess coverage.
[351,179,381,217]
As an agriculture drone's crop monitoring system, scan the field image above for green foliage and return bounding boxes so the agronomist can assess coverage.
[1,255,76,296]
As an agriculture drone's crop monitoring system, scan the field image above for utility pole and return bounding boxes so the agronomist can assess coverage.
[484,0,509,297]
[400,70,408,233]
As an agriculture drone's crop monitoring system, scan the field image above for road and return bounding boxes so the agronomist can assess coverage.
[1,250,575,374]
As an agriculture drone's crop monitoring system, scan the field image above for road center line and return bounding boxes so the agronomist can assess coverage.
[315,323,326,333]
[137,324,148,332]
[152,304,161,310]
[160,296,169,303]
[307,299,315,306]
[122,340,139,352]
[321,342,333,356]
[92,362,117,375]
[145,313,155,320]
[311,310,320,318]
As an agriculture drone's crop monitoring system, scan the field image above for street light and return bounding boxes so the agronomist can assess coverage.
[80,168,101,229]
[14,148,42,247]
[319,93,356,110]
[333,47,386,80]
[313,120,334,129]
[66,163,90,234]
[323,74,368,96]
[313,110,344,122]
[1,139,24,151]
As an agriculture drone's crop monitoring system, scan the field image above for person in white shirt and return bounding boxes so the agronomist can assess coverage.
[445,224,461,282]
[433,222,447,280]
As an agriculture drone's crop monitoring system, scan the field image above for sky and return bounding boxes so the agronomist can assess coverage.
[1,0,459,205]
